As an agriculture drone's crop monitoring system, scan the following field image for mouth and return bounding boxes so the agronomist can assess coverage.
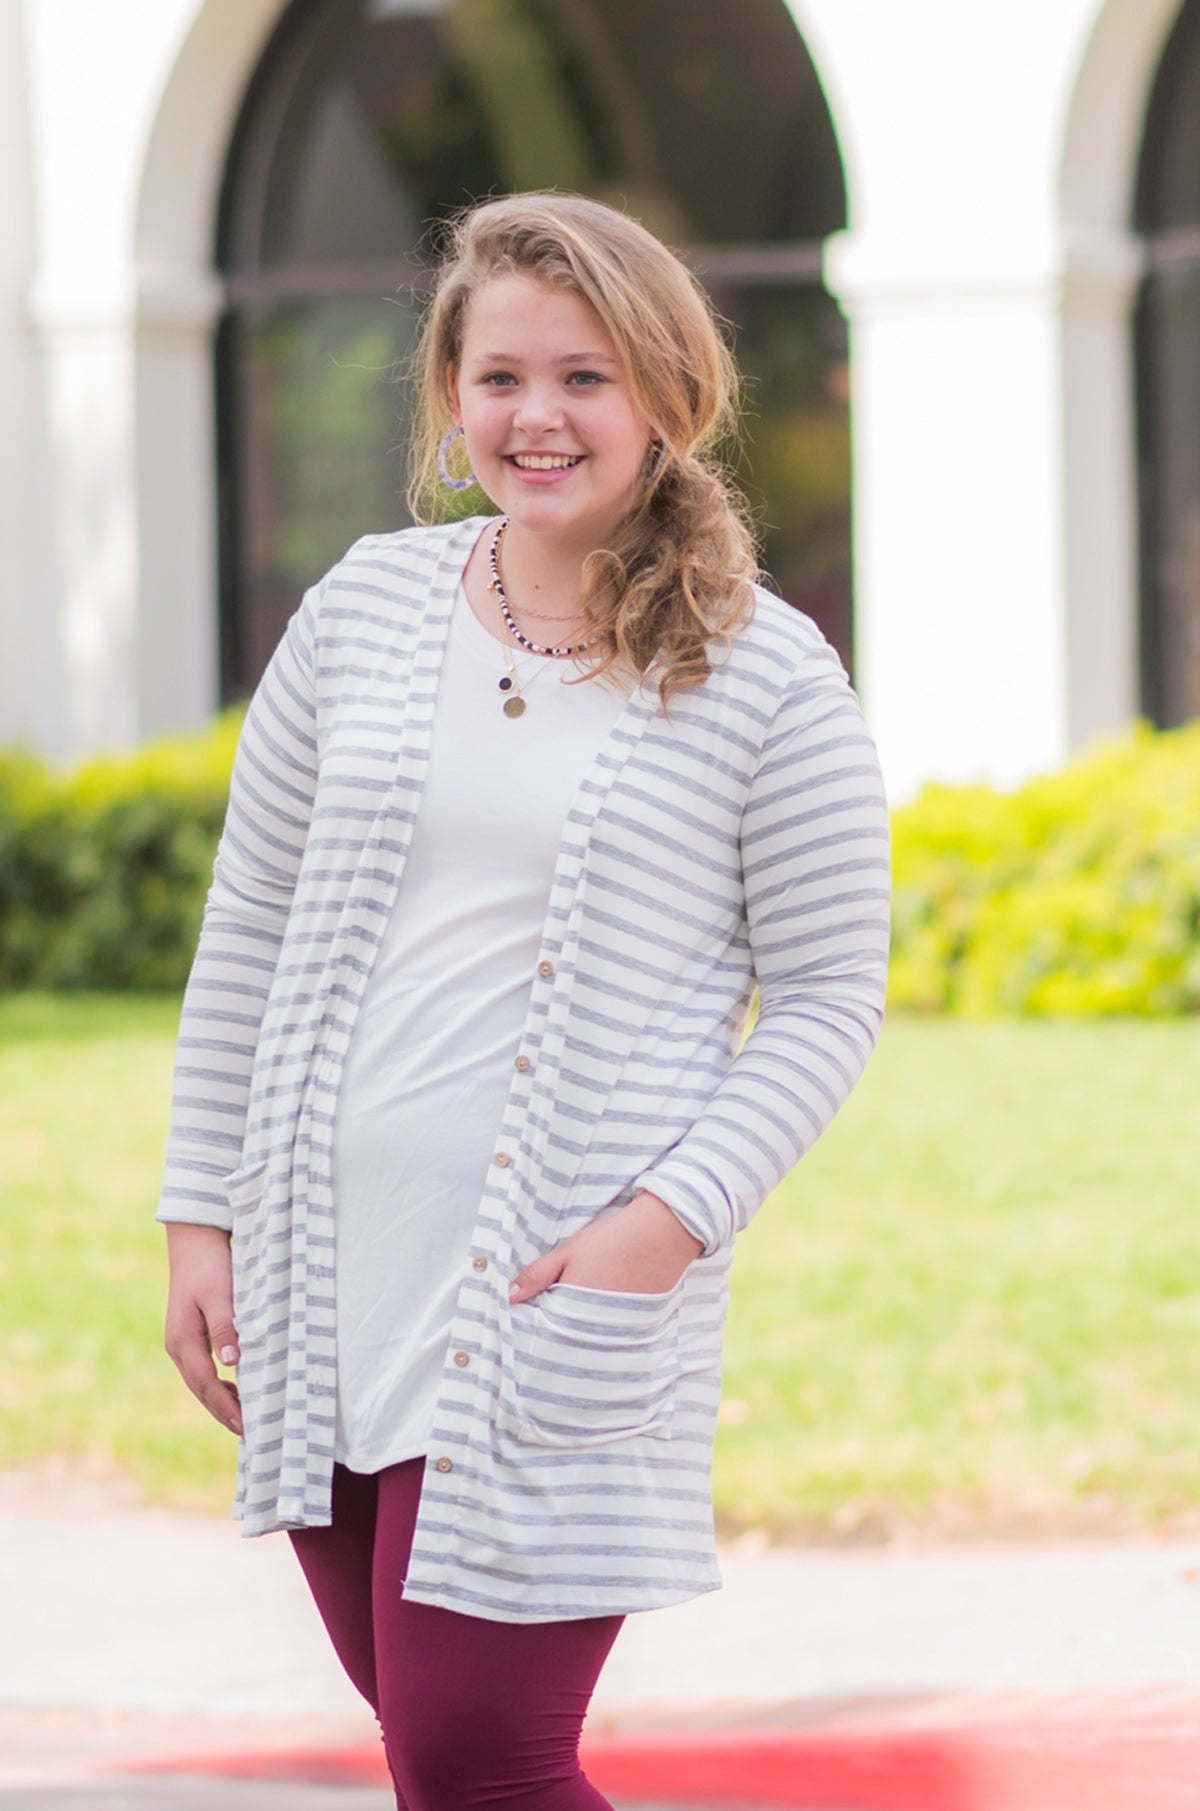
[508,453,584,471]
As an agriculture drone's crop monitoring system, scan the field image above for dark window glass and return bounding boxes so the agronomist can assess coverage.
[1136,0,1200,725]
[217,0,849,696]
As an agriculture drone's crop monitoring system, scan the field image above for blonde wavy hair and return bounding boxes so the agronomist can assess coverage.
[407,193,758,700]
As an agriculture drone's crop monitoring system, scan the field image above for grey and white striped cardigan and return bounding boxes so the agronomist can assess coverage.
[157,516,891,1623]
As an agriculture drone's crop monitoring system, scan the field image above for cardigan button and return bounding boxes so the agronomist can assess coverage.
[472,1256,488,1272]
[453,1351,470,1368]
[434,1456,453,1474]
[514,1055,531,1072]
[537,960,554,978]
[493,1151,511,1168]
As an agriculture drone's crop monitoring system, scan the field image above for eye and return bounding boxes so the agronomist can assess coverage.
[566,370,605,387]
[479,370,517,387]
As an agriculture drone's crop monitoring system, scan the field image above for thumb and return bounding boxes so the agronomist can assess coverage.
[207,1312,240,1369]
[509,1247,568,1304]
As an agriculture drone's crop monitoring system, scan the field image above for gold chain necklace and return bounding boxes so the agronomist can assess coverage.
[495,603,565,718]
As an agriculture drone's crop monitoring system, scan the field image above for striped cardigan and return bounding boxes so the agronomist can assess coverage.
[158,516,891,1622]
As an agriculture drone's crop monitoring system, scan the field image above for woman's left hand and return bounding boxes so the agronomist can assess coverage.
[508,1192,704,1303]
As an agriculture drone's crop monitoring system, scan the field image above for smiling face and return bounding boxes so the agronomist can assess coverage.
[449,272,655,555]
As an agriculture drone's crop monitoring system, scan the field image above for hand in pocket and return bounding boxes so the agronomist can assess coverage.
[508,1191,703,1303]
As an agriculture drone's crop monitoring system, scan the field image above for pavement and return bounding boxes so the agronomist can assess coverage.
[5,1475,1200,1808]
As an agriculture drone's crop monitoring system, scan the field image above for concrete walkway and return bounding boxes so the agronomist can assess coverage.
[5,1477,1200,1806]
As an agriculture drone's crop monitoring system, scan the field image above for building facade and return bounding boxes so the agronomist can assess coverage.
[2,0,1198,798]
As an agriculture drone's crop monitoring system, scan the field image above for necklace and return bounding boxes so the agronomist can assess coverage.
[488,519,593,658]
[504,598,588,622]
[495,604,562,717]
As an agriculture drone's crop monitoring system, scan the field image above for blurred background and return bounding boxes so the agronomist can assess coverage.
[4,5,1200,1802]
[3,0,1200,1548]
[4,0,1200,800]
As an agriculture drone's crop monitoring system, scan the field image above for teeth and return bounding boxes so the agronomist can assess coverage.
[513,454,581,470]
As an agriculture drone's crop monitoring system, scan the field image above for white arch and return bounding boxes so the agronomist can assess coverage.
[1061,0,1185,234]
[779,0,860,226]
[1056,0,1186,750]
[131,0,289,739]
[133,0,854,740]
[137,0,288,288]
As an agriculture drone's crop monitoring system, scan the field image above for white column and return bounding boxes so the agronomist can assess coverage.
[26,275,224,759]
[794,0,1149,797]
[20,0,286,759]
[27,289,142,757]
[827,236,1070,798]
[134,276,224,741]
[1059,234,1143,749]
[0,0,44,750]
[133,0,290,743]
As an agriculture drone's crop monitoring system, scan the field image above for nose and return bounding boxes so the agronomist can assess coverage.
[513,381,566,435]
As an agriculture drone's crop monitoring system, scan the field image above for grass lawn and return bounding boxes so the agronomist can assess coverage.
[0,992,238,1508]
[2,994,1198,1537]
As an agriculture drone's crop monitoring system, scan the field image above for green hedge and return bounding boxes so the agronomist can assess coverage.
[4,714,1200,1009]
[890,720,1200,1015]
[0,715,241,990]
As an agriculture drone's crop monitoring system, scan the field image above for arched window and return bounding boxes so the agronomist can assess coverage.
[217,0,848,697]
[1136,0,1200,726]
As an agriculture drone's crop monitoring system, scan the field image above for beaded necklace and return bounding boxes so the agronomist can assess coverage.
[487,519,594,659]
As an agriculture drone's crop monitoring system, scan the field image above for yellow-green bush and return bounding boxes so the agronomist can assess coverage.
[4,713,1199,1009]
[890,720,1200,1015]
[0,714,241,989]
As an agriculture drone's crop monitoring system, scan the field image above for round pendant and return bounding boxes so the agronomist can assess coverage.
[503,695,526,718]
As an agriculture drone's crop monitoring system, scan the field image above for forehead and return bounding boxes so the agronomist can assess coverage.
[458,272,615,356]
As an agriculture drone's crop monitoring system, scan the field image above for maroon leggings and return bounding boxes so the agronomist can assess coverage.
[289,1459,622,1810]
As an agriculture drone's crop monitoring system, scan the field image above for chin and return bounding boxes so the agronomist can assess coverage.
[503,493,635,547]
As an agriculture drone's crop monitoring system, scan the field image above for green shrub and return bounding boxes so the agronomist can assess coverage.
[4,713,1200,1009]
[890,720,1200,1015]
[0,715,240,990]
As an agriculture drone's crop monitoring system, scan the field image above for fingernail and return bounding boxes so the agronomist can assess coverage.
[508,1283,520,1302]
[219,1346,237,1365]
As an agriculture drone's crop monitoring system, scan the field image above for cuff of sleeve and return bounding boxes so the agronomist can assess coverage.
[633,1164,728,1259]
[158,1138,239,1231]
[155,1200,234,1232]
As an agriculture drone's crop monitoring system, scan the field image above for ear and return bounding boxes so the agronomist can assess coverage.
[447,364,462,425]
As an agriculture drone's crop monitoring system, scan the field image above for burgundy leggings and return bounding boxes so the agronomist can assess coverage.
[289,1459,622,1810]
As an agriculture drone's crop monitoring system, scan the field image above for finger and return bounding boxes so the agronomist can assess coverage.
[197,1307,243,1433]
[167,1323,244,1435]
[509,1247,568,1304]
[198,1375,244,1438]
[207,1313,240,1370]
[175,1347,245,1436]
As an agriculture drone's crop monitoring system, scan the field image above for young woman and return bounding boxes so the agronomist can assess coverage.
[161,192,890,1810]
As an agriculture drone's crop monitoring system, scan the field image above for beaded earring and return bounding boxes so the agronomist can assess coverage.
[645,438,669,485]
[437,425,476,492]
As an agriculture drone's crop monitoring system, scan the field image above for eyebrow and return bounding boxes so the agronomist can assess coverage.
[472,351,619,366]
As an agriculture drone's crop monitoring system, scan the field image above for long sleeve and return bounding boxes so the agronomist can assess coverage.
[636,666,891,1255]
[156,584,321,1227]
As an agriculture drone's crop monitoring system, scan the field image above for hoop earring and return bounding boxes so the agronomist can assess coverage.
[645,438,669,485]
[438,425,476,492]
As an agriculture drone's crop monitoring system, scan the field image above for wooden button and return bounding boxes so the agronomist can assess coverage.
[453,1351,470,1368]
[434,1456,453,1474]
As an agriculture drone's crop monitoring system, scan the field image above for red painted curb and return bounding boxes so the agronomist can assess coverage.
[114,1702,1200,1810]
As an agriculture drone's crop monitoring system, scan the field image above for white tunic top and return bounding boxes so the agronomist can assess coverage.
[333,588,629,1472]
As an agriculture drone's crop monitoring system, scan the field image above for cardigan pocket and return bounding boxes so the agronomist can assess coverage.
[226,1160,272,1349]
[503,1281,682,1448]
